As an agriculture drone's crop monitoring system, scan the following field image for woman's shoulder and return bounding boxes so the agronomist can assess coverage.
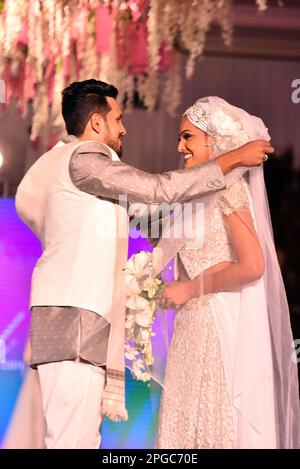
[218,177,250,216]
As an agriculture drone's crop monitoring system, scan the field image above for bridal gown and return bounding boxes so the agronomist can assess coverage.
[156,179,276,449]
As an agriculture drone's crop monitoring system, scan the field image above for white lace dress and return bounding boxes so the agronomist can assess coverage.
[156,180,249,449]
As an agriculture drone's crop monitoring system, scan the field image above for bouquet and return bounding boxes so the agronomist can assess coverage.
[124,250,164,382]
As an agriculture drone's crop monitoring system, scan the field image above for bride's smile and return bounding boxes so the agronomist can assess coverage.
[178,117,212,168]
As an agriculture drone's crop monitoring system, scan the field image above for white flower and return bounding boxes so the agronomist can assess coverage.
[134,301,156,328]
[125,251,152,281]
[210,109,241,136]
[143,342,154,366]
[135,307,154,328]
[126,293,148,310]
[138,371,151,382]
[125,251,154,308]
[125,250,163,382]
[2,0,261,143]
[143,277,161,299]
[132,358,143,375]
[125,343,138,360]
[131,358,151,381]
[125,311,135,329]
[140,328,151,343]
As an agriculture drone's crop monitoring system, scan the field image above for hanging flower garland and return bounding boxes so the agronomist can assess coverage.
[0,0,269,145]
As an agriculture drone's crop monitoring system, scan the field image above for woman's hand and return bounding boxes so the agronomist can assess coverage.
[160,281,196,308]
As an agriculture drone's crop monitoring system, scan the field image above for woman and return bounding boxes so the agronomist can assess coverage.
[154,97,300,449]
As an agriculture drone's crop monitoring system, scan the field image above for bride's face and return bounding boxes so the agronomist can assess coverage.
[178,117,212,168]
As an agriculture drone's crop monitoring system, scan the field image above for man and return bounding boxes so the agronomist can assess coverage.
[15,79,273,449]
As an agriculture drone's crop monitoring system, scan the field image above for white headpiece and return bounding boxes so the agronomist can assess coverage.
[183,96,270,157]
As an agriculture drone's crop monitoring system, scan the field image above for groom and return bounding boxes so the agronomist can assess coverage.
[16,79,273,449]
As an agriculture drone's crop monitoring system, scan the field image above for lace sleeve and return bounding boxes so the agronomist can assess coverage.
[218,179,249,216]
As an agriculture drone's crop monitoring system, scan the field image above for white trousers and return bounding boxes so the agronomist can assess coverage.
[37,361,105,449]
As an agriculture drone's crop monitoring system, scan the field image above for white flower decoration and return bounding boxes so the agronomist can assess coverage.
[124,250,164,382]
[210,109,241,136]
[135,306,154,328]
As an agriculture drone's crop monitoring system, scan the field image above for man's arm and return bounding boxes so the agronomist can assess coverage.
[70,140,273,205]
[70,142,226,204]
[217,139,274,173]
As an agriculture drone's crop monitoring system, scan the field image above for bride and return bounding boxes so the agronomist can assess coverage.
[153,97,300,449]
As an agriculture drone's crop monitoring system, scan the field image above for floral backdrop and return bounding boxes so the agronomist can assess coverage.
[0,0,269,145]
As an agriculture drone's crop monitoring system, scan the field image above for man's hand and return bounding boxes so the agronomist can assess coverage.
[217,140,274,175]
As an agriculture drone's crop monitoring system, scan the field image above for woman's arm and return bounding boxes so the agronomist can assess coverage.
[161,181,265,306]
[191,206,264,296]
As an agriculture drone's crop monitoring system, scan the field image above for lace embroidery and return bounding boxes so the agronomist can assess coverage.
[156,298,236,449]
[218,179,249,216]
[179,206,235,278]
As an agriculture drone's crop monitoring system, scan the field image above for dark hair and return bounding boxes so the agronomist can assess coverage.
[61,79,118,136]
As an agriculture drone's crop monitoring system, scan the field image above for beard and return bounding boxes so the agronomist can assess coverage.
[108,138,123,159]
[103,120,124,158]
[115,145,123,158]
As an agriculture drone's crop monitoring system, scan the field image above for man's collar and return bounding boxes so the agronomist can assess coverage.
[64,135,120,162]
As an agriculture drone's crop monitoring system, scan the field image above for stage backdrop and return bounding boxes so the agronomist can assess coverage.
[0,198,162,449]
[1,54,299,193]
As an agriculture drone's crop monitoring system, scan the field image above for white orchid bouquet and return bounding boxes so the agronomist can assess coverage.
[124,250,164,382]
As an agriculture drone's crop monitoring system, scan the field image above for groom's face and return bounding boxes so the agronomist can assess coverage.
[102,97,126,157]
